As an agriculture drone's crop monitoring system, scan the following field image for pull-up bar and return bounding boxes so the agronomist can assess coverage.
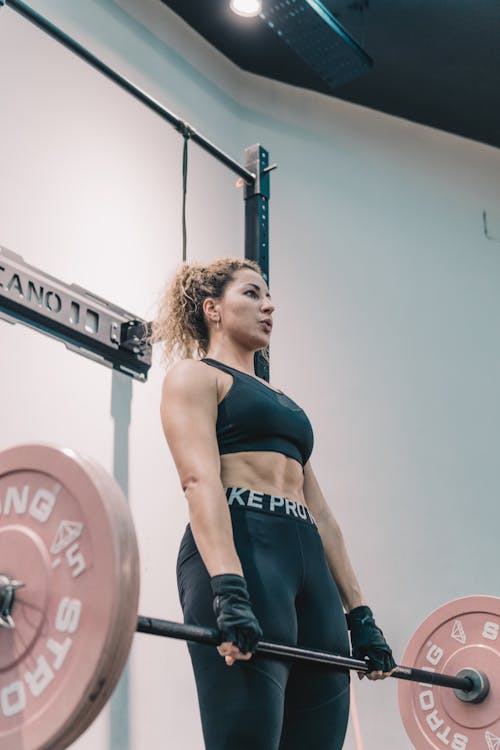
[1,0,256,184]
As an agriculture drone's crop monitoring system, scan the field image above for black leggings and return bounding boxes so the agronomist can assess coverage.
[176,488,350,750]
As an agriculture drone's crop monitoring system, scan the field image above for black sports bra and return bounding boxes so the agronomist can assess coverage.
[202,358,314,467]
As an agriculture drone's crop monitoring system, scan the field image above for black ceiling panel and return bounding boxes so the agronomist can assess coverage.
[160,0,500,149]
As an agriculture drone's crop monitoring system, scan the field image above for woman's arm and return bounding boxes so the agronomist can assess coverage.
[303,460,365,612]
[303,461,396,679]
[161,359,243,577]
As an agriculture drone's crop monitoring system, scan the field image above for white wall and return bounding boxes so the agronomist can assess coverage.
[0,0,499,748]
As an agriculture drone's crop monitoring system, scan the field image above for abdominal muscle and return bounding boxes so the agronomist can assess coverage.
[220,451,307,507]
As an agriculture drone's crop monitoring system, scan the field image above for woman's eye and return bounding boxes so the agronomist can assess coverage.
[245,290,258,298]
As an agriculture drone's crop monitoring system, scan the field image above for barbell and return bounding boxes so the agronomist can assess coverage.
[0,444,498,750]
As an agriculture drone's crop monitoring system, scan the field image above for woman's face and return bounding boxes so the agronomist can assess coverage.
[215,268,275,350]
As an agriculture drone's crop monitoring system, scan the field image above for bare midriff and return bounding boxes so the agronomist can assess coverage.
[220,452,307,506]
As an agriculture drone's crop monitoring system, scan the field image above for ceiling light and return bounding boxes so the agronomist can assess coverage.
[230,0,262,18]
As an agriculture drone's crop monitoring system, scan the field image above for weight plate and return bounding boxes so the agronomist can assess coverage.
[0,444,140,750]
[399,596,500,750]
[56,454,141,750]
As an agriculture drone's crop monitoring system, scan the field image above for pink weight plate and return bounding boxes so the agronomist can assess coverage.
[399,596,500,750]
[57,453,140,750]
[0,444,140,750]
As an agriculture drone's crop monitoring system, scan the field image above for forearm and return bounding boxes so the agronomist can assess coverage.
[185,479,243,577]
[302,461,366,611]
[316,508,366,612]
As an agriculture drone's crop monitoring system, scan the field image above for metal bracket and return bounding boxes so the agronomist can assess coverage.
[244,144,273,382]
[0,246,152,381]
[482,210,500,243]
[244,144,271,202]
[244,144,272,285]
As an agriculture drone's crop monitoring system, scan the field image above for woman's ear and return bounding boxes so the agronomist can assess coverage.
[203,297,219,323]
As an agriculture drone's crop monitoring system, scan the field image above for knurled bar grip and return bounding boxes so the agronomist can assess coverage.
[136,616,474,693]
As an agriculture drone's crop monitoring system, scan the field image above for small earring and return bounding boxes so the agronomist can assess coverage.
[216,319,220,330]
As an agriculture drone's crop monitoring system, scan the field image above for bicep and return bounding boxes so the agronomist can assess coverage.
[160,362,221,490]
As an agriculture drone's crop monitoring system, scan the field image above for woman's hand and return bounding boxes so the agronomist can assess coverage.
[346,605,397,681]
[211,573,263,666]
[217,641,254,666]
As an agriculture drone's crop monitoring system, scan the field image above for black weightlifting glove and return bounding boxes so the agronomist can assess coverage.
[346,605,397,673]
[210,574,263,655]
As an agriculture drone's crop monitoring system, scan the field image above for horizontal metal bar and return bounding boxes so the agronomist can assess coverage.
[4,0,255,183]
[136,616,474,693]
[391,665,473,692]
[137,616,220,645]
[0,245,151,380]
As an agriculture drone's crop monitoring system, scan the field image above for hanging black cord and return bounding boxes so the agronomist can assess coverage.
[182,134,189,261]
[176,121,192,262]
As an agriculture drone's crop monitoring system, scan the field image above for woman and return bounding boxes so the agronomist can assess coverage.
[153,258,395,750]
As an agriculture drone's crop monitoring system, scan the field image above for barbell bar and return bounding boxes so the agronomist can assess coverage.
[135,615,484,697]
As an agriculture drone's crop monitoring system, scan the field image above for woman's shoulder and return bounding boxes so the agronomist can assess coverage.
[162,358,216,396]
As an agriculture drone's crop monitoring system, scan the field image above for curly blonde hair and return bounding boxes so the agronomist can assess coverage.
[150,257,269,368]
